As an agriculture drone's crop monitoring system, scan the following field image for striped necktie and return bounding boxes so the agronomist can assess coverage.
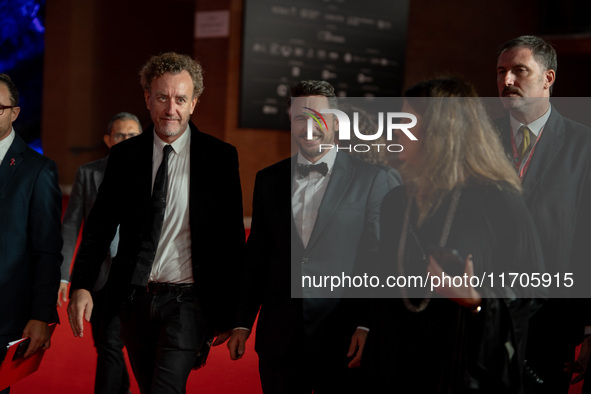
[518,126,533,161]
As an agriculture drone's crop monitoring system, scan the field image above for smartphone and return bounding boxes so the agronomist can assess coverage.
[428,246,464,277]
[12,338,31,361]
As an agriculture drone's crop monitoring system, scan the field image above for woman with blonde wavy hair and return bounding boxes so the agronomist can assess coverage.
[364,77,544,393]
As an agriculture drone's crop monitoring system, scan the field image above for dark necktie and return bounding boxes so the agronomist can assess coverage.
[297,162,328,177]
[130,144,174,286]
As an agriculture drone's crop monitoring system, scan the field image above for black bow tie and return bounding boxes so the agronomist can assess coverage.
[297,162,329,177]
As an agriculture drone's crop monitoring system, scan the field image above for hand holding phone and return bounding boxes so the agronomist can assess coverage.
[12,338,31,361]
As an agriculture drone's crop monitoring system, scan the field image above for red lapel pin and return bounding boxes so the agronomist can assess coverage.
[10,158,15,166]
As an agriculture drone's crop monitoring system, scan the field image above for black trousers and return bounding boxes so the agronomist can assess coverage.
[524,301,578,394]
[258,317,365,394]
[119,286,208,394]
[90,284,130,394]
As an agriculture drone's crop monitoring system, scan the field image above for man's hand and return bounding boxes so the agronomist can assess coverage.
[22,320,51,358]
[347,328,368,368]
[227,329,250,360]
[67,289,93,338]
[566,336,591,384]
[212,330,232,347]
[57,282,68,307]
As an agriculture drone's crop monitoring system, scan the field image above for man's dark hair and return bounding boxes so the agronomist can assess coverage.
[106,112,142,135]
[289,80,337,108]
[498,35,557,94]
[139,52,204,99]
[0,74,19,106]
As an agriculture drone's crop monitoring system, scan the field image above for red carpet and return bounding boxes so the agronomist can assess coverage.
[9,308,584,394]
[10,199,262,393]
[8,199,586,393]
[10,304,262,393]
[7,310,585,394]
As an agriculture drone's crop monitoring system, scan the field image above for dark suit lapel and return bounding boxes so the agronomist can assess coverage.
[0,133,26,195]
[290,156,305,251]
[189,123,209,231]
[92,157,109,194]
[521,110,564,200]
[499,117,514,162]
[134,126,155,201]
[498,111,564,201]
[306,152,354,250]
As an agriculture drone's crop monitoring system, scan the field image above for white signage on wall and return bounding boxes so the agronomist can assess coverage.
[195,10,230,38]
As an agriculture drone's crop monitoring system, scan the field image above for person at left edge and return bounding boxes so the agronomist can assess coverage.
[0,73,62,394]
[67,53,245,394]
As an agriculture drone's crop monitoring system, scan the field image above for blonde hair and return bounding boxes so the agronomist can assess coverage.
[402,77,521,225]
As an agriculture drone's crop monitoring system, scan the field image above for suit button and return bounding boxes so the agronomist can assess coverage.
[302,257,309,264]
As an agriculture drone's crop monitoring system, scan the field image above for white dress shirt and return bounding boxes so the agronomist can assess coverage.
[149,126,194,284]
[292,147,337,248]
[0,128,16,163]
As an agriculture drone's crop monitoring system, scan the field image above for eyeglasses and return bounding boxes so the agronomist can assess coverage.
[111,133,140,141]
[0,105,16,115]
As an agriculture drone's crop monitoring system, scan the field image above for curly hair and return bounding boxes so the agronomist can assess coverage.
[139,52,204,98]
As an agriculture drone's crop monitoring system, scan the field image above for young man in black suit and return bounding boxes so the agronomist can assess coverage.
[0,73,62,393]
[227,80,398,393]
[496,35,591,393]
[67,53,245,394]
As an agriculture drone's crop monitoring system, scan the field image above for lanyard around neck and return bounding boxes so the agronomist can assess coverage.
[510,127,544,180]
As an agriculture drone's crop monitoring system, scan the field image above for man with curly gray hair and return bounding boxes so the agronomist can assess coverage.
[140,52,204,99]
[68,53,245,394]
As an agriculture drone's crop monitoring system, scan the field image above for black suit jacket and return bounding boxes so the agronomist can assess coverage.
[70,123,245,332]
[0,133,62,339]
[238,152,395,361]
[498,108,591,299]
[61,156,114,291]
[498,108,591,379]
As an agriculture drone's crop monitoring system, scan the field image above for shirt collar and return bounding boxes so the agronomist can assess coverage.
[297,145,337,175]
[0,128,16,163]
[153,124,191,155]
[511,105,552,139]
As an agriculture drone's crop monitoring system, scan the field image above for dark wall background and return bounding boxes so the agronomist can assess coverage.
[0,0,46,149]
[42,0,194,181]
[40,0,591,215]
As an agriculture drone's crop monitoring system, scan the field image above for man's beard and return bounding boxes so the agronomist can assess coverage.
[157,120,187,137]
